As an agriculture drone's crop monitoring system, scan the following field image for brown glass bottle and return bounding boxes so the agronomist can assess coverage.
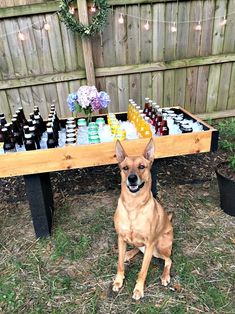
[12,118,23,146]
[24,133,36,151]
[47,127,57,148]
[2,127,16,152]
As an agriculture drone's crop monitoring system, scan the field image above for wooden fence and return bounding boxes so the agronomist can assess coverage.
[0,0,235,119]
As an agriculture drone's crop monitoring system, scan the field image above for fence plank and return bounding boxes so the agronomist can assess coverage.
[114,6,127,66]
[227,63,235,110]
[140,4,152,63]
[0,91,11,121]
[196,0,215,113]
[206,64,221,112]
[141,72,152,104]
[152,71,163,106]
[117,75,129,111]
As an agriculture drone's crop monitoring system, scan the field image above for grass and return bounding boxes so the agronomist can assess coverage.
[1,119,235,313]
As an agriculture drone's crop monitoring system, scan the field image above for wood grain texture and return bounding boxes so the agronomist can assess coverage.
[0,129,215,178]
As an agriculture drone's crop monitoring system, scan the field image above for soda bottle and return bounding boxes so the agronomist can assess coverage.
[159,114,169,136]
[143,98,150,114]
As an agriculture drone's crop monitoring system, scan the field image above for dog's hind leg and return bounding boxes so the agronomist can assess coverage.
[124,248,139,262]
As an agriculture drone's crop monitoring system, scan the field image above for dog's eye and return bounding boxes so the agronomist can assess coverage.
[123,166,129,171]
[138,164,145,170]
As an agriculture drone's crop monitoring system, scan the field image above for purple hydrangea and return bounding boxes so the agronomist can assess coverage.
[67,93,78,112]
[98,91,110,109]
[91,97,102,111]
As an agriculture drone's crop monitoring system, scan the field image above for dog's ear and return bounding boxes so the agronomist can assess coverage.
[115,140,127,163]
[144,138,155,162]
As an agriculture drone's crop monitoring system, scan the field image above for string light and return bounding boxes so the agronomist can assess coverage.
[69,6,75,15]
[220,16,227,26]
[195,21,202,31]
[144,20,150,31]
[118,13,124,24]
[44,22,50,31]
[90,4,97,13]
[18,32,26,41]
[170,22,177,33]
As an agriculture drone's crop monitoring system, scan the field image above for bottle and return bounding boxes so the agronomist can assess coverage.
[28,122,40,149]
[34,109,45,133]
[127,99,134,120]
[159,114,169,136]
[24,132,36,151]
[18,107,27,125]
[0,113,7,126]
[155,109,163,135]
[47,126,57,148]
[2,127,16,153]
[12,118,23,146]
[143,98,150,115]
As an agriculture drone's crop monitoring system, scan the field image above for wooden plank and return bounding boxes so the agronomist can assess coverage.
[141,72,152,104]
[152,71,163,106]
[105,76,118,112]
[117,75,129,112]
[47,14,65,73]
[0,90,11,121]
[56,82,70,118]
[0,21,15,79]
[185,0,203,113]
[227,63,235,110]
[5,89,22,114]
[206,64,221,113]
[197,109,235,120]
[212,0,227,55]
[77,0,95,86]
[164,70,174,107]
[43,84,60,117]
[109,0,179,5]
[223,0,235,53]
[129,74,141,105]
[174,1,190,107]
[127,5,140,65]
[0,1,59,18]
[114,6,127,66]
[196,0,215,114]
[96,53,235,77]
[152,3,164,62]
[140,4,152,63]
[217,62,232,111]
[0,129,214,178]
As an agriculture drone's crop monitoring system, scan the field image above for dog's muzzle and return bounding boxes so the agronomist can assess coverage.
[127,174,145,193]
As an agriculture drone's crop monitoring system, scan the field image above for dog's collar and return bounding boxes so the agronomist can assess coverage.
[127,181,145,193]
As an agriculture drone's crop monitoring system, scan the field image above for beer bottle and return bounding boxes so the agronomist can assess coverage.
[24,132,36,151]
[12,118,23,146]
[47,126,57,148]
[143,98,150,114]
[18,107,27,125]
[34,109,45,133]
[0,113,7,126]
[28,120,40,149]
[2,127,16,153]
[160,114,169,136]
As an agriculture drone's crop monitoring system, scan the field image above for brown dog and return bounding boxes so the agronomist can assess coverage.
[113,139,173,300]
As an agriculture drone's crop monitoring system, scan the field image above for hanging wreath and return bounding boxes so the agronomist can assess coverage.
[58,0,110,38]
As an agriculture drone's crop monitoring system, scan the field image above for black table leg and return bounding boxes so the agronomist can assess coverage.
[151,159,158,198]
[24,173,54,238]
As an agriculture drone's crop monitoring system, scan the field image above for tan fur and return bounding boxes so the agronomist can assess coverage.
[113,139,173,300]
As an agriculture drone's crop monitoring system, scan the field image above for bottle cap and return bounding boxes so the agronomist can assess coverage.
[47,127,53,133]
[144,98,150,101]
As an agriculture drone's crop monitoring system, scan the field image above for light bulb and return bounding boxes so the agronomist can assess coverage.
[195,21,202,31]
[90,4,96,13]
[18,32,26,41]
[144,20,150,31]
[69,6,75,15]
[220,16,227,26]
[118,13,124,24]
[170,22,177,33]
[44,23,50,31]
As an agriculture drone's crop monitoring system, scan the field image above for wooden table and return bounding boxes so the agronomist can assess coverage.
[0,108,218,238]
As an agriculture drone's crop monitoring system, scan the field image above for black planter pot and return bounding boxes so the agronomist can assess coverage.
[215,162,235,217]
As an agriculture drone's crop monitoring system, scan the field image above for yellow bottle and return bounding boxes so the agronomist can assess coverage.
[127,99,133,120]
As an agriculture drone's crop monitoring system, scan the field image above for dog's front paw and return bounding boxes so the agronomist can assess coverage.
[132,285,144,300]
[161,275,171,286]
[112,274,124,292]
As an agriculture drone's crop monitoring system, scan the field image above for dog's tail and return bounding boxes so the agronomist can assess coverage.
[168,212,173,221]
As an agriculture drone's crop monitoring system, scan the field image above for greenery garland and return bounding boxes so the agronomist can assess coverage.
[58,0,110,38]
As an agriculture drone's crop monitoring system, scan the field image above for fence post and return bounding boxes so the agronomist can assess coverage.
[77,0,96,86]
